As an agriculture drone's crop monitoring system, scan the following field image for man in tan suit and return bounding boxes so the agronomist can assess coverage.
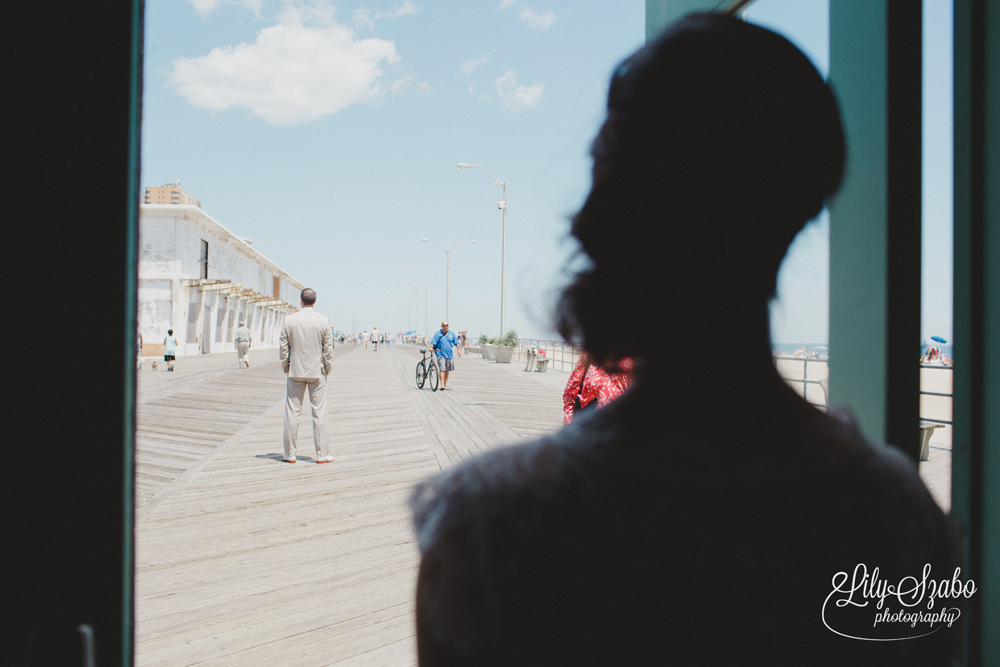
[279,288,335,464]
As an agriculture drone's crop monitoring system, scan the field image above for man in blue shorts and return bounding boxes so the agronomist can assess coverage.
[430,321,461,390]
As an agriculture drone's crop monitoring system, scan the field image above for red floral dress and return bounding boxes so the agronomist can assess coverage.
[562,357,634,424]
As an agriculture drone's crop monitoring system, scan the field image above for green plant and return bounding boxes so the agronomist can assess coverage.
[478,333,490,345]
[496,330,519,347]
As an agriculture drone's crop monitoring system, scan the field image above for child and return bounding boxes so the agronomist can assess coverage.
[164,329,178,371]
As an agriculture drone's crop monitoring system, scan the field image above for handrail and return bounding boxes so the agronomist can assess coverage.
[482,342,954,428]
[773,355,954,425]
[512,338,585,373]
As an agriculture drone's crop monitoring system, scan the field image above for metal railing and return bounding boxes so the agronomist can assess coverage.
[772,355,954,426]
[469,338,584,372]
[471,343,955,428]
[512,339,585,373]
[918,363,954,426]
[771,355,829,409]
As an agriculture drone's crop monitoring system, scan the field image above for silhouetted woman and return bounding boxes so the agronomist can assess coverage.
[410,14,956,666]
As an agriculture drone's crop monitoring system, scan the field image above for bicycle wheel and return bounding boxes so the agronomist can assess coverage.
[427,360,440,391]
[415,360,426,388]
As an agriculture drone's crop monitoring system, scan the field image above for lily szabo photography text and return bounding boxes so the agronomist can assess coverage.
[822,564,976,640]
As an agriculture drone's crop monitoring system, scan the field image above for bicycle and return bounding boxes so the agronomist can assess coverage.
[415,347,440,391]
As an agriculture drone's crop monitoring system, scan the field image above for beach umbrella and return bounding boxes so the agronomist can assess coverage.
[405,330,416,335]
[931,336,948,344]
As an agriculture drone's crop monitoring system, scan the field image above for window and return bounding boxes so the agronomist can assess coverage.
[199,240,208,279]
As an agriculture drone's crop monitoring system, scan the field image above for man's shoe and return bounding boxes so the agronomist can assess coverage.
[316,456,334,464]
[282,456,296,463]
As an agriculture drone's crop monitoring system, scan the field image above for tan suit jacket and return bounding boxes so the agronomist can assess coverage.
[280,307,334,380]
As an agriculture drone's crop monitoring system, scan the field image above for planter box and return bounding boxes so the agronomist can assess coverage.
[495,346,514,363]
[483,344,495,360]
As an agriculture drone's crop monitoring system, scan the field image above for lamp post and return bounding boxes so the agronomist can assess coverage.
[402,282,421,334]
[396,292,405,334]
[422,238,475,322]
[407,269,431,336]
[458,162,507,336]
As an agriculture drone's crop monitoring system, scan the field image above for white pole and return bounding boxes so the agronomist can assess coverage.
[457,163,504,336]
[501,180,507,337]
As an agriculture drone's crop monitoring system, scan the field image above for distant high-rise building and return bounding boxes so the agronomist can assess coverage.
[144,181,201,207]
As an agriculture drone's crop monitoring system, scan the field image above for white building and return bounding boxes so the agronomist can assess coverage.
[138,205,304,357]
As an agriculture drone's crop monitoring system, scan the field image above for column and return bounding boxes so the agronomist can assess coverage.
[828,1,923,460]
[953,1,1000,662]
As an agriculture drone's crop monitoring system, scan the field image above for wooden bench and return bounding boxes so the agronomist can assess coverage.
[919,421,945,461]
[523,347,551,372]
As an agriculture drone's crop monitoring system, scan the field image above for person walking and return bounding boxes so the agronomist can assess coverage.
[137,331,144,371]
[279,288,334,464]
[163,329,177,371]
[234,317,252,368]
[362,330,369,349]
[429,321,461,390]
[371,326,380,352]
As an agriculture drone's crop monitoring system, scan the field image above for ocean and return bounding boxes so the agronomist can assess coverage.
[771,343,829,356]
[771,343,954,358]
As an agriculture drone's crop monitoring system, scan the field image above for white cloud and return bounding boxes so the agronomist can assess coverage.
[519,6,555,30]
[187,0,264,18]
[279,2,336,25]
[495,70,543,111]
[167,11,400,125]
[353,8,374,31]
[390,75,431,96]
[460,54,489,75]
[376,0,419,19]
[497,0,515,9]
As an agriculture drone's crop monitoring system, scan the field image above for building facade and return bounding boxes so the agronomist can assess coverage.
[138,204,304,357]
[144,181,202,207]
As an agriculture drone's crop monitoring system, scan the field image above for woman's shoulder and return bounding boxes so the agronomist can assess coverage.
[410,425,606,553]
[804,405,956,546]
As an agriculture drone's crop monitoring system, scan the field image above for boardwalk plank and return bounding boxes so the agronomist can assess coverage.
[136,343,564,666]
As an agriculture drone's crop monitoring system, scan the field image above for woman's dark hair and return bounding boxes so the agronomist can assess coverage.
[167,329,173,336]
[557,14,844,368]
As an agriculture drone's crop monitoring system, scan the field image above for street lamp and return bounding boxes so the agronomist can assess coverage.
[396,292,405,334]
[458,162,507,336]
[402,282,421,334]
[422,238,475,322]
[408,269,431,336]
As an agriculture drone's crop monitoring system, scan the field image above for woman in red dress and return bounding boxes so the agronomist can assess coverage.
[562,354,633,424]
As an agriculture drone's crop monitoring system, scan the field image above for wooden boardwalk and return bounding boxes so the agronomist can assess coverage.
[135,345,951,666]
[134,344,564,667]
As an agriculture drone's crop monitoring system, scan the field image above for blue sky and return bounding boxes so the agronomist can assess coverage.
[747,0,954,345]
[142,0,953,344]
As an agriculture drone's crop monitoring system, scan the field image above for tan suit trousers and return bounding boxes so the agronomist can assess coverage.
[237,342,250,365]
[283,375,329,459]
